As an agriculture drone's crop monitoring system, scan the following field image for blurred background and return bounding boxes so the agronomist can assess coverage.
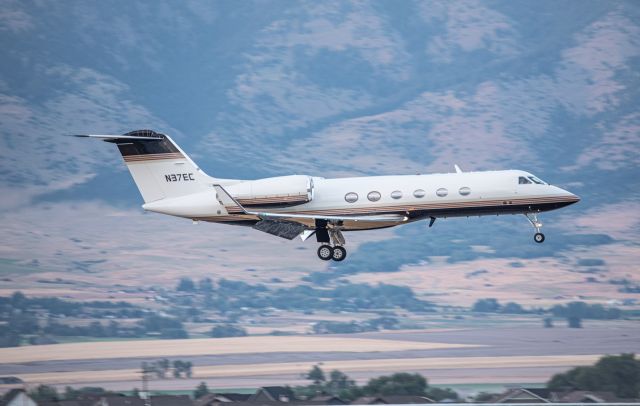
[0,0,639,401]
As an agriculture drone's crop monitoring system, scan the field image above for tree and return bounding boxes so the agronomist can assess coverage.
[327,370,357,396]
[0,330,21,347]
[501,302,525,314]
[160,328,188,339]
[472,298,501,313]
[198,277,214,292]
[194,382,210,399]
[210,324,247,338]
[177,277,196,292]
[568,316,582,328]
[544,317,554,328]
[426,387,459,401]
[547,353,640,398]
[29,385,59,401]
[306,365,326,386]
[364,373,428,396]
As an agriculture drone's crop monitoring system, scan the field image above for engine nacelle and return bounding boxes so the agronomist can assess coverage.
[142,190,227,218]
[225,175,314,207]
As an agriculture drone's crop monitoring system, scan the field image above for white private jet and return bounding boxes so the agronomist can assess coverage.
[77,130,580,261]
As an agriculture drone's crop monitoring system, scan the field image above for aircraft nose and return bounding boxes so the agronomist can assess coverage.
[561,188,580,204]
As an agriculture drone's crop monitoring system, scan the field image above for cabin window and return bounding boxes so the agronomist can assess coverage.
[367,191,381,202]
[344,192,358,203]
[391,190,403,199]
[459,186,471,196]
[519,176,532,184]
[413,189,426,198]
[436,188,448,197]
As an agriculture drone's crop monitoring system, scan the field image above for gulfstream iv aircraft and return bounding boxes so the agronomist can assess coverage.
[78,130,580,261]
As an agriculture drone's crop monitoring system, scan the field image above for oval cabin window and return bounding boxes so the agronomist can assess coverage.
[459,186,471,196]
[413,189,426,198]
[367,191,381,202]
[390,190,403,199]
[344,192,359,203]
[436,188,448,197]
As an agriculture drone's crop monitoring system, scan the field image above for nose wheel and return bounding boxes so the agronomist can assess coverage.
[526,213,545,243]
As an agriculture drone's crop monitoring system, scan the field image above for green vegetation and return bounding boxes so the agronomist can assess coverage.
[312,316,399,334]
[551,301,622,320]
[29,385,118,402]
[548,353,640,398]
[295,365,459,401]
[472,298,527,314]
[174,277,434,314]
[143,359,193,379]
[194,382,210,399]
[210,324,247,338]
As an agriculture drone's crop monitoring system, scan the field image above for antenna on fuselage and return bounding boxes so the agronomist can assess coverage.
[454,164,463,173]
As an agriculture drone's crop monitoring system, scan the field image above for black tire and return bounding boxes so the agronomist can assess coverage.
[317,245,333,260]
[534,233,545,243]
[331,246,347,262]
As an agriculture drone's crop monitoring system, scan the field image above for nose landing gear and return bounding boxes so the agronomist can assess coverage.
[526,213,545,243]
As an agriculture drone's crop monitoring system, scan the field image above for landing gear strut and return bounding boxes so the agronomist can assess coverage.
[315,225,347,261]
[525,213,545,243]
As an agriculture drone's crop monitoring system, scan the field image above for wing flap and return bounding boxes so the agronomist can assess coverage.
[253,220,307,240]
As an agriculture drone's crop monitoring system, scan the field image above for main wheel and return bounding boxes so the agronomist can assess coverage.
[534,232,545,243]
[317,245,333,260]
[331,246,347,262]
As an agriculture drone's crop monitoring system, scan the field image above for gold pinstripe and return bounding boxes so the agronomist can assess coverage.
[123,153,184,162]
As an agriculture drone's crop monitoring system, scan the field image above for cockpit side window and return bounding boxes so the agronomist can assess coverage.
[519,176,532,184]
[528,176,545,185]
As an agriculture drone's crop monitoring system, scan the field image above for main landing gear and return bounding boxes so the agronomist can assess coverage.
[317,245,347,261]
[316,227,347,261]
[525,213,545,243]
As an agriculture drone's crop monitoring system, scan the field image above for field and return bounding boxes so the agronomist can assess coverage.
[0,335,475,363]
[2,326,638,390]
[13,354,603,386]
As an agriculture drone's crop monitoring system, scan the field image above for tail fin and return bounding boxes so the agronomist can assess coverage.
[77,130,211,203]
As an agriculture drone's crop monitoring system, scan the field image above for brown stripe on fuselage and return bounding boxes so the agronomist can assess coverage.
[221,195,577,219]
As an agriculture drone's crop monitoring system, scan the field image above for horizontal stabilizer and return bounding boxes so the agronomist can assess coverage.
[72,134,163,141]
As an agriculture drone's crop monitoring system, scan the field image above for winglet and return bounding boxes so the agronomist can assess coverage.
[454,164,463,173]
[213,184,247,214]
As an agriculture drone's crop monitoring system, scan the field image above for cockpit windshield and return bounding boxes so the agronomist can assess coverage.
[528,176,546,185]
[519,175,547,185]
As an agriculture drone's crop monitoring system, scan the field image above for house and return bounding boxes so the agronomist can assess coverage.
[350,396,434,404]
[94,395,192,406]
[308,395,348,405]
[249,387,295,403]
[368,396,434,404]
[489,387,552,403]
[552,390,639,403]
[195,393,252,406]
[0,389,38,406]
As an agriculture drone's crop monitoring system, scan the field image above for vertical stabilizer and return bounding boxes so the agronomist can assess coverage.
[77,130,211,203]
